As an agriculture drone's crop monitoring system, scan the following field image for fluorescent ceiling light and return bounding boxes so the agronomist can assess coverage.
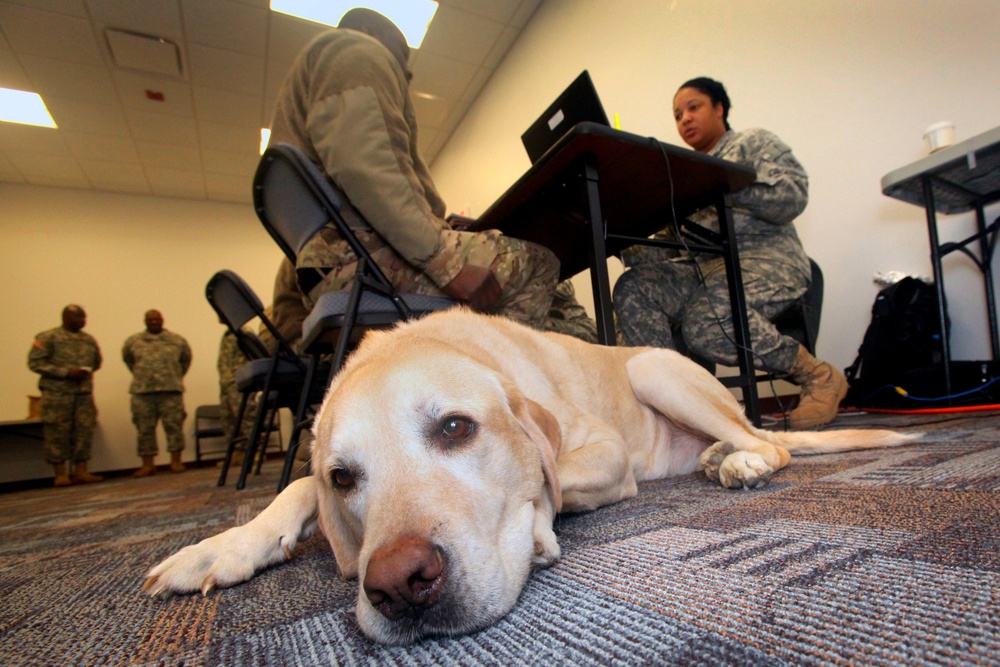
[260,128,271,155]
[271,1,438,48]
[0,88,57,128]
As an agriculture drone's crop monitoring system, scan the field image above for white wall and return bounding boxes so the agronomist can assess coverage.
[1,183,285,482]
[431,0,1000,373]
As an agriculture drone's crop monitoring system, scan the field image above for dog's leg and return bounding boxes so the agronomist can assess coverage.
[143,476,319,597]
[626,349,790,489]
[556,421,638,512]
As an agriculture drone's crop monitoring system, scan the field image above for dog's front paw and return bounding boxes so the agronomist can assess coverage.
[699,441,736,482]
[143,526,286,598]
[717,451,773,489]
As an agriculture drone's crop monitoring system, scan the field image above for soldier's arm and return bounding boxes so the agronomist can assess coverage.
[728,129,808,225]
[180,339,192,375]
[27,337,63,378]
[122,339,135,371]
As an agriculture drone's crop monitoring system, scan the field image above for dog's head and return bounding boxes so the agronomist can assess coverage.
[311,334,562,644]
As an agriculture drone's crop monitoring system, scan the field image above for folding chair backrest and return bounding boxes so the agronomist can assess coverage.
[205,270,294,360]
[252,143,394,293]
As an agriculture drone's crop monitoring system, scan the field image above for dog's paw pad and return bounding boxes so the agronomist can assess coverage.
[718,452,773,490]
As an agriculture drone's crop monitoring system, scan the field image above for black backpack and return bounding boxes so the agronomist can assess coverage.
[844,277,944,407]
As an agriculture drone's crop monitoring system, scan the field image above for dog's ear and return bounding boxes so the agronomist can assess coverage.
[317,486,362,580]
[508,389,563,514]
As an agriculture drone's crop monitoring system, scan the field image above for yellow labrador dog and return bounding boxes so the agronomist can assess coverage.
[144,309,915,645]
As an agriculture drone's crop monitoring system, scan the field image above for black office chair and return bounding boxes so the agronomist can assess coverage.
[691,258,824,419]
[206,269,322,489]
[252,143,455,491]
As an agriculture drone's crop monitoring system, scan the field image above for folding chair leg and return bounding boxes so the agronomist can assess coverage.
[255,404,282,475]
[217,392,250,487]
[279,355,320,493]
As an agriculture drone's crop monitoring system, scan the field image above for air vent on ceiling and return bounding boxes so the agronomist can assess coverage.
[105,28,184,78]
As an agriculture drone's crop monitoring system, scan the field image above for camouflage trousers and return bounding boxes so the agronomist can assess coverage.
[40,391,96,464]
[614,256,807,374]
[301,228,559,331]
[131,392,186,457]
[546,280,598,343]
[220,382,257,449]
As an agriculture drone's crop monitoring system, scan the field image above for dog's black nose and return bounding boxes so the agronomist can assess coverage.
[363,535,448,621]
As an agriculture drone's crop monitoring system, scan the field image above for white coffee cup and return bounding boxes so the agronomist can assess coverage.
[923,121,955,153]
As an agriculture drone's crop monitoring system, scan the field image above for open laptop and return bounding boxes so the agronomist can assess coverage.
[520,70,609,164]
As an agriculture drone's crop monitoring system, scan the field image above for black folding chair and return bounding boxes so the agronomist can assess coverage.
[205,269,322,490]
[253,143,455,491]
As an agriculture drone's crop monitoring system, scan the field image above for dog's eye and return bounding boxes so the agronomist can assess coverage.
[441,416,475,441]
[330,467,356,490]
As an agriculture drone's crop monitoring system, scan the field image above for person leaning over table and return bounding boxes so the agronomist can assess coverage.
[266,8,596,342]
[613,76,847,428]
[27,304,104,486]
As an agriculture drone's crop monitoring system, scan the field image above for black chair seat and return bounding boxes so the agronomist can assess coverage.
[302,290,456,351]
[234,357,309,392]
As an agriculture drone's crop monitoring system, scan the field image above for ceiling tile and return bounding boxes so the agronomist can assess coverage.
[4,1,88,19]
[201,148,259,176]
[19,54,117,104]
[188,43,265,96]
[266,12,327,64]
[6,150,89,185]
[412,94,452,129]
[192,85,262,128]
[63,131,140,162]
[146,166,206,199]
[42,97,131,136]
[86,0,184,42]
[420,6,504,67]
[510,0,543,28]
[0,52,32,90]
[182,0,268,57]
[78,159,151,193]
[264,58,293,101]
[483,25,519,70]
[0,152,27,182]
[0,3,102,64]
[0,123,71,154]
[125,108,199,145]
[197,121,259,153]
[438,0,524,24]
[136,140,201,170]
[409,52,478,102]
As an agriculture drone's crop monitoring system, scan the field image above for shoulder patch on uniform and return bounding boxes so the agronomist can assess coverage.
[33,339,46,350]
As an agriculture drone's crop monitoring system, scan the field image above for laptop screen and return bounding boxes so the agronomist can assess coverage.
[520,70,609,164]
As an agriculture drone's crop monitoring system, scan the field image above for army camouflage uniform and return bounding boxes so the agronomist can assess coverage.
[122,330,192,457]
[614,128,810,374]
[28,327,102,464]
[217,330,257,444]
[268,28,563,334]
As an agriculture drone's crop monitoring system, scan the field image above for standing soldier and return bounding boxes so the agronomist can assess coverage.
[123,310,192,477]
[28,304,104,486]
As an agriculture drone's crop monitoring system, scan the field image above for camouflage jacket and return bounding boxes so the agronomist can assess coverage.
[28,327,102,394]
[623,128,810,277]
[269,28,486,289]
[122,330,192,394]
[217,329,250,394]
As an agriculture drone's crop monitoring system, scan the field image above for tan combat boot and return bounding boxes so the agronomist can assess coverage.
[53,462,72,487]
[170,451,186,473]
[787,345,848,429]
[134,455,156,478]
[72,461,105,484]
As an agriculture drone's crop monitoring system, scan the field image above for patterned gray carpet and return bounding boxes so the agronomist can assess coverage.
[1,412,998,666]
